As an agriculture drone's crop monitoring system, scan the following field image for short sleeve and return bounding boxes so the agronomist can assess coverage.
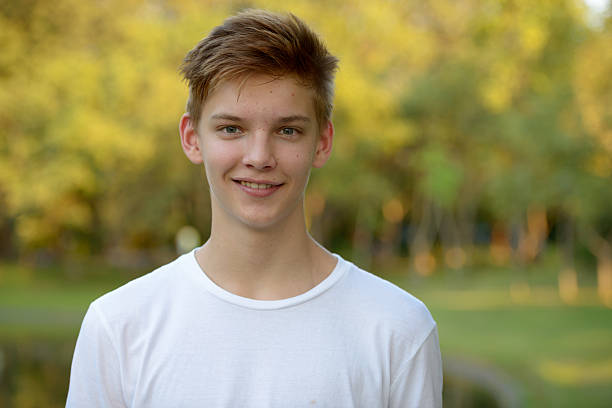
[66,304,126,407]
[389,325,443,408]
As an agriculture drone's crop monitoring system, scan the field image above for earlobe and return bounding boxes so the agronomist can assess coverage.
[179,113,203,164]
[312,120,334,168]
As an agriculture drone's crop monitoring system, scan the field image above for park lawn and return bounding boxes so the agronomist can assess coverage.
[1,260,611,407]
[0,261,138,339]
[429,302,612,407]
[395,272,612,408]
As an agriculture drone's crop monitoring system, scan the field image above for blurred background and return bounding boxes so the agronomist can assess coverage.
[0,0,611,406]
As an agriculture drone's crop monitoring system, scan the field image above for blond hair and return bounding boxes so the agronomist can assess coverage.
[180,9,339,127]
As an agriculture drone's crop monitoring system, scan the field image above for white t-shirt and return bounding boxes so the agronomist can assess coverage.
[66,249,442,407]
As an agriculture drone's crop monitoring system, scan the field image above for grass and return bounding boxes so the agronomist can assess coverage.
[1,256,611,407]
[382,257,612,408]
[430,304,612,406]
[0,261,139,340]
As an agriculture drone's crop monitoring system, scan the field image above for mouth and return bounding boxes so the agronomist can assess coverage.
[232,179,285,194]
[238,180,276,189]
[233,179,283,198]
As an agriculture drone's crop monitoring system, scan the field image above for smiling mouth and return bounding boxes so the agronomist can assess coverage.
[237,180,281,189]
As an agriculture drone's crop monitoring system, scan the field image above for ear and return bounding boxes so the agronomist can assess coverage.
[179,113,203,164]
[312,120,334,168]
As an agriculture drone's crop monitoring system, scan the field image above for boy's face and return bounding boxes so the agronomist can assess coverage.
[180,74,333,230]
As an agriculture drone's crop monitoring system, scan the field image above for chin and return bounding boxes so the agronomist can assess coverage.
[235,205,299,230]
[238,214,286,230]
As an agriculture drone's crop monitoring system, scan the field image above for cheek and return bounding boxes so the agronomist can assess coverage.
[202,142,240,172]
[288,152,314,180]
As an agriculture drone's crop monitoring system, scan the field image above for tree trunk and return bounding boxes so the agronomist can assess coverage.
[410,198,437,276]
[456,191,477,266]
[558,216,578,304]
[352,202,373,270]
[439,208,466,270]
[582,226,612,308]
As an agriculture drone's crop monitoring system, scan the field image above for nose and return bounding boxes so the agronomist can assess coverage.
[242,131,277,170]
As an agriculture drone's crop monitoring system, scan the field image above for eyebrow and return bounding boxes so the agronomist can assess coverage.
[277,115,312,124]
[209,113,311,124]
[210,113,243,122]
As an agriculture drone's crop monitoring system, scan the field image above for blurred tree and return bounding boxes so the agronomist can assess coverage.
[572,8,612,306]
[0,0,220,262]
[0,0,610,301]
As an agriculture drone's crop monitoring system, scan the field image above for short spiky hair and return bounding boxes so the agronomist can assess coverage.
[180,9,339,127]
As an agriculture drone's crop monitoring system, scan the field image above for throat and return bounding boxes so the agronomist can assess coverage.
[195,234,335,301]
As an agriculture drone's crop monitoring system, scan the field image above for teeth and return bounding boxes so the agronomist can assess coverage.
[240,181,274,189]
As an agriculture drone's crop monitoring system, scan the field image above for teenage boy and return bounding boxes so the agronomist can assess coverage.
[66,9,442,407]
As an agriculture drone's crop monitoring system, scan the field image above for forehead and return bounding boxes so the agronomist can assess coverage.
[201,74,317,122]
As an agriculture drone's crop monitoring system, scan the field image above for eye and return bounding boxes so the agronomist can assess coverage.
[280,127,299,136]
[222,126,240,134]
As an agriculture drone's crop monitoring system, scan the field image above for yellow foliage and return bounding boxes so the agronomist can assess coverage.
[0,16,25,75]
[335,62,412,151]
[50,108,155,171]
[587,153,612,178]
[0,0,609,255]
[518,20,548,58]
[574,32,612,152]
[480,62,519,112]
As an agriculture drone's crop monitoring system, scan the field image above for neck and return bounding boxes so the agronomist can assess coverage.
[195,202,335,300]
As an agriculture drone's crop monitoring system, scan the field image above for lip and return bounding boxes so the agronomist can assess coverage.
[232,179,284,198]
[232,177,283,185]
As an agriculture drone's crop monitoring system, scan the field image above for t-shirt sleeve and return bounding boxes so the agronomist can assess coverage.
[66,303,126,407]
[389,324,443,408]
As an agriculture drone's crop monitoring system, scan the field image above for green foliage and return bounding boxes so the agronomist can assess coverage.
[419,145,464,209]
[0,0,610,261]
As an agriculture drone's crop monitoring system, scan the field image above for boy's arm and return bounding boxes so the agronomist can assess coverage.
[66,304,127,407]
[389,325,443,408]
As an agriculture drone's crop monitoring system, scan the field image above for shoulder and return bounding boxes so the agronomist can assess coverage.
[89,251,193,323]
[335,256,436,343]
